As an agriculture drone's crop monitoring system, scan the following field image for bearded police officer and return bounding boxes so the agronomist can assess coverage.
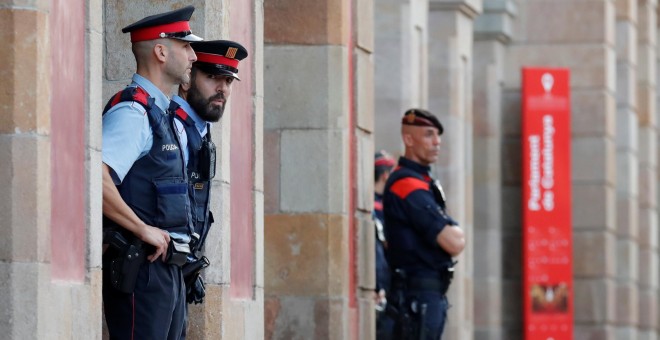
[171,40,248,306]
[101,6,202,339]
[383,109,466,340]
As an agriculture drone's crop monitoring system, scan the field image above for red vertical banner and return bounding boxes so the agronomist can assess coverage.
[522,68,573,340]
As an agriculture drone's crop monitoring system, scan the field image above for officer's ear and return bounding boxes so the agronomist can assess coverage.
[153,42,168,63]
[402,132,414,147]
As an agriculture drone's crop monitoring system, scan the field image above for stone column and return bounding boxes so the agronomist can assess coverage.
[614,0,640,339]
[374,0,429,154]
[506,0,617,338]
[428,0,482,339]
[263,0,370,338]
[0,1,51,339]
[355,0,377,338]
[1,0,103,338]
[473,1,516,339]
[636,1,658,339]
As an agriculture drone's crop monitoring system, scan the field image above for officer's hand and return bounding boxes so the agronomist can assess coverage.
[137,225,170,262]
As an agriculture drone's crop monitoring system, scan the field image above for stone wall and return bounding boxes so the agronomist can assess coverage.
[263,0,375,338]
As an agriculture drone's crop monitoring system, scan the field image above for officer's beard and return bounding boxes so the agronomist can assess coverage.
[187,85,225,123]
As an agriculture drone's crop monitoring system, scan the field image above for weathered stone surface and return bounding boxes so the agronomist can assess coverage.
[573,231,615,277]
[573,90,616,137]
[0,9,50,135]
[356,0,374,52]
[616,195,638,237]
[264,0,348,45]
[572,137,615,184]
[356,132,374,213]
[265,214,348,296]
[616,281,639,325]
[515,0,615,44]
[572,184,615,230]
[280,129,347,213]
[356,213,375,290]
[573,278,615,323]
[574,325,616,340]
[264,45,348,130]
[616,239,639,281]
[356,49,375,133]
[264,130,281,214]
[505,45,616,92]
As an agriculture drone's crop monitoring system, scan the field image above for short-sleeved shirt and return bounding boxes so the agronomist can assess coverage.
[383,157,454,275]
[171,95,210,165]
[102,74,171,184]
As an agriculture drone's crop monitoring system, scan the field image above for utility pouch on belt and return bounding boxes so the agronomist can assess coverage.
[104,230,145,294]
[198,139,216,181]
[165,239,191,267]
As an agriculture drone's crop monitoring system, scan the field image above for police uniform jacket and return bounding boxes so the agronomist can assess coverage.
[383,157,455,279]
[102,75,192,237]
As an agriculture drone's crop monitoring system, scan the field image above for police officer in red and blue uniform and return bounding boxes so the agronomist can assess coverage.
[101,6,202,340]
[374,151,395,299]
[383,109,466,340]
[171,40,248,306]
[374,151,395,338]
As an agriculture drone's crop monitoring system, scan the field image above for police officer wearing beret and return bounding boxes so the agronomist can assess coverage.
[101,6,201,339]
[383,109,466,339]
[170,40,248,308]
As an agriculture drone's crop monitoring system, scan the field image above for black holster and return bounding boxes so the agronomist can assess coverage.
[182,256,210,304]
[387,269,443,340]
[104,230,145,294]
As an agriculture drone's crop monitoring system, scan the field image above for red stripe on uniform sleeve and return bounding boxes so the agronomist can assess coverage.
[389,177,429,199]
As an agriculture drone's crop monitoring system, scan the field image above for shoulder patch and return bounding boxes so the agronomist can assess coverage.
[374,200,383,211]
[389,177,429,199]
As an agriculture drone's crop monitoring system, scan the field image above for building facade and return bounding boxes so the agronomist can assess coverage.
[2,0,660,339]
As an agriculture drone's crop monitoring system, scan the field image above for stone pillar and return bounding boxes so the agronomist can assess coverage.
[264,0,372,338]
[506,0,617,338]
[636,1,658,339]
[374,0,429,154]
[0,2,51,339]
[1,0,103,338]
[428,0,482,339]
[473,1,516,339]
[355,0,377,338]
[614,0,640,339]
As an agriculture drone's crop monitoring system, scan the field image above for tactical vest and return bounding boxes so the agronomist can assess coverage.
[172,104,215,252]
[102,86,192,236]
[383,167,454,275]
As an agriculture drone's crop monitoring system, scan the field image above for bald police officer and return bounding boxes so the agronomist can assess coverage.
[171,40,248,305]
[101,6,201,339]
[383,109,466,340]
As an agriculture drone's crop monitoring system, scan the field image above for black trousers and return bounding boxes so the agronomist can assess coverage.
[103,255,186,340]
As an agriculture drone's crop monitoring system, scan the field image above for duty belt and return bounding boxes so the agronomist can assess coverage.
[406,277,449,295]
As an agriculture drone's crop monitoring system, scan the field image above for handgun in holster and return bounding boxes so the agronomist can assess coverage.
[104,230,145,294]
[388,269,431,340]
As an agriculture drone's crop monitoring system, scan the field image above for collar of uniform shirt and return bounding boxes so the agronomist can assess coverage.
[172,95,209,137]
[132,73,171,113]
[398,156,432,175]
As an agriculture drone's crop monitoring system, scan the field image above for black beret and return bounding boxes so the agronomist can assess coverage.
[191,40,249,80]
[402,108,444,134]
[122,5,202,43]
